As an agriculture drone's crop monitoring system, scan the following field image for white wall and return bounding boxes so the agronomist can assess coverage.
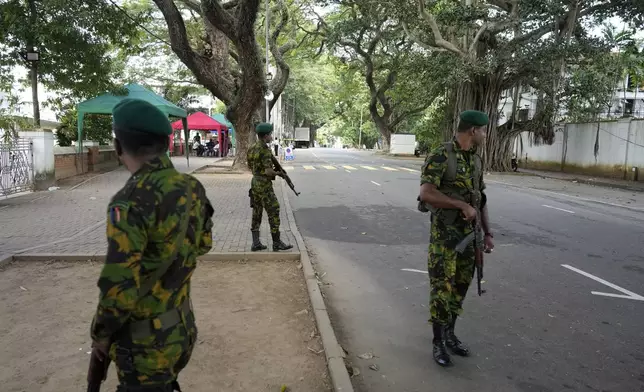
[516,119,644,179]
[390,134,416,155]
[19,130,56,189]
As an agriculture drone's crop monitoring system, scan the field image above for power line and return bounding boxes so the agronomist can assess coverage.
[597,123,644,148]
[106,0,172,48]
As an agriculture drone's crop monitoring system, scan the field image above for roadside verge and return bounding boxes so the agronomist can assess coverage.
[281,180,355,392]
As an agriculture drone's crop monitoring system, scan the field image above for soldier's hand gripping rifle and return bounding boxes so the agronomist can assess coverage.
[270,155,301,196]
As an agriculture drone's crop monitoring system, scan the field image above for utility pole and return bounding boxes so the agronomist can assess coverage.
[28,0,40,127]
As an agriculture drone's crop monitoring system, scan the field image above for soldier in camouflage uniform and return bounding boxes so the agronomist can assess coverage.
[419,110,495,367]
[89,98,214,391]
[247,122,293,252]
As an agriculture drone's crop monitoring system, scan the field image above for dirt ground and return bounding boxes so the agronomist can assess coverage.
[0,260,331,392]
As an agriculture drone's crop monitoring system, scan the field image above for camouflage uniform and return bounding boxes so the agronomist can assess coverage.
[421,138,485,326]
[91,154,214,387]
[247,140,281,233]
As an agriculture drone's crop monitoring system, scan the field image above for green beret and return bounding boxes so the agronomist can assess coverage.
[255,122,273,135]
[112,98,172,136]
[459,110,489,127]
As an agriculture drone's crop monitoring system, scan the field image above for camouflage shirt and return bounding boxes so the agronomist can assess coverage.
[91,155,214,344]
[420,138,485,231]
[247,140,274,182]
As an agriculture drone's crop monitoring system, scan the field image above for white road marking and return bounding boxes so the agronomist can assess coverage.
[402,268,428,274]
[542,204,575,214]
[371,181,381,186]
[303,165,316,170]
[361,165,378,171]
[312,152,319,158]
[323,165,337,170]
[343,165,357,170]
[561,264,644,302]
[399,167,419,173]
[345,170,352,173]
[284,166,295,171]
[382,166,398,171]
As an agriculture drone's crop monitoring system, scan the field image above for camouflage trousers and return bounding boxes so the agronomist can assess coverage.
[250,178,280,233]
[110,309,197,387]
[427,224,475,326]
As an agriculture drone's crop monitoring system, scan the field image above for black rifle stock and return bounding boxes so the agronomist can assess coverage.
[270,155,300,196]
[87,354,110,392]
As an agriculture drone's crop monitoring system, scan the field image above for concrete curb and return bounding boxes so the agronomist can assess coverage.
[11,252,300,263]
[0,254,13,268]
[280,181,354,392]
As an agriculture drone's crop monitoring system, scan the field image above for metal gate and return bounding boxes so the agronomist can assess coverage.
[0,138,34,197]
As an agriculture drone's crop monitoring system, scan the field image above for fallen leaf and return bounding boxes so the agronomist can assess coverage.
[295,309,308,316]
[307,346,324,355]
[369,364,379,371]
[19,286,27,291]
[358,352,374,360]
[361,232,366,235]
[351,367,361,377]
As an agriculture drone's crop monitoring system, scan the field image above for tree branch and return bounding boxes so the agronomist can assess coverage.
[153,0,233,102]
[402,23,447,52]
[152,0,199,68]
[391,104,430,128]
[201,0,238,42]
[416,0,466,57]
[180,0,201,13]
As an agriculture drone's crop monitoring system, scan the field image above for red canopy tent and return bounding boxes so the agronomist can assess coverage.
[170,112,230,156]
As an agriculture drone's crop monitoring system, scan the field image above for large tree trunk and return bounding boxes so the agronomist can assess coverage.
[448,72,510,171]
[229,106,261,169]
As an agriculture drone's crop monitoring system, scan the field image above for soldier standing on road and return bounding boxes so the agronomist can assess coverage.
[418,110,495,367]
[247,122,293,252]
[88,98,214,391]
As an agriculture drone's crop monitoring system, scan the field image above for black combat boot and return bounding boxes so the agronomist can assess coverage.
[445,319,470,357]
[271,232,293,251]
[251,231,267,251]
[432,324,453,367]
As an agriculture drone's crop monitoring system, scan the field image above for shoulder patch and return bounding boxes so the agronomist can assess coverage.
[108,201,130,225]
[428,153,447,164]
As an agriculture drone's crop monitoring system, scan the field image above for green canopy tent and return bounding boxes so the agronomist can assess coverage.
[76,83,191,166]
[211,113,234,143]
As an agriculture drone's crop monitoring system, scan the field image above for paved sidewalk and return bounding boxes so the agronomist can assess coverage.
[517,168,644,192]
[0,157,298,257]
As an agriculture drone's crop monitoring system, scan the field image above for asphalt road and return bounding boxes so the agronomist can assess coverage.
[284,147,644,392]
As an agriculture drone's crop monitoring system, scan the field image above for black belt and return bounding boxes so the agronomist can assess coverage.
[127,300,192,341]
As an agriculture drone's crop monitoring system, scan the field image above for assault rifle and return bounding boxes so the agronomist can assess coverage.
[454,212,485,296]
[271,155,300,196]
[87,353,110,392]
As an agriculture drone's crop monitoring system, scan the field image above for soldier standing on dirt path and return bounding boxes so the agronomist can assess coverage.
[247,122,293,252]
[88,98,214,391]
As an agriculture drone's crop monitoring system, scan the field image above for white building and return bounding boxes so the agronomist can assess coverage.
[498,73,644,125]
